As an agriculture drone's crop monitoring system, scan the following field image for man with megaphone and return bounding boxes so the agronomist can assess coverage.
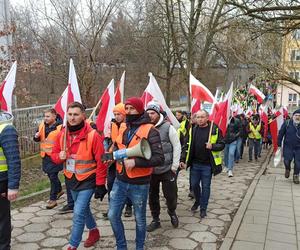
[105,97,164,250]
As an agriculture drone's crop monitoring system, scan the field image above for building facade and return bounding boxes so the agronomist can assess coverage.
[278,29,300,112]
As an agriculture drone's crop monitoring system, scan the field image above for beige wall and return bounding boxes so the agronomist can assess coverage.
[277,83,300,112]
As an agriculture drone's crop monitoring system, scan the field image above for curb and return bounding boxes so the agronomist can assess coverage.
[219,149,273,250]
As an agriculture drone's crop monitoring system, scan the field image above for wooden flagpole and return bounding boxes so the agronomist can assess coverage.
[88,99,102,121]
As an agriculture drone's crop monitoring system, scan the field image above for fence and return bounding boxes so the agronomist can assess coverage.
[12,105,93,158]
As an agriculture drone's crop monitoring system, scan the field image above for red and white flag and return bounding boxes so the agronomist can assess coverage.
[270,112,284,152]
[0,61,17,114]
[141,73,180,128]
[191,98,202,114]
[96,79,115,137]
[190,72,214,103]
[249,84,265,104]
[54,59,82,125]
[211,83,233,136]
[115,71,125,104]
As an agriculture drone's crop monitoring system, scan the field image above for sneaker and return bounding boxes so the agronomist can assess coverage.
[228,170,233,177]
[248,159,252,162]
[293,175,300,184]
[191,202,199,212]
[124,205,132,217]
[46,200,57,209]
[57,190,64,199]
[84,228,100,247]
[285,169,290,178]
[147,220,161,232]
[58,204,73,214]
[235,160,239,164]
[200,209,207,218]
[168,210,179,228]
[223,167,228,173]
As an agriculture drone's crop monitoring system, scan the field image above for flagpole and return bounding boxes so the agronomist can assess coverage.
[88,99,102,120]
[208,89,220,143]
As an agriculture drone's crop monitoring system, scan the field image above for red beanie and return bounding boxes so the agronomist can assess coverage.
[125,97,144,114]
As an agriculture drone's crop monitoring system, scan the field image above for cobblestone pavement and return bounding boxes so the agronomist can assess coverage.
[230,159,300,250]
[11,149,268,250]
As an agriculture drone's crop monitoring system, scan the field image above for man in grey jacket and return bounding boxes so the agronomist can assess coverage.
[146,101,181,232]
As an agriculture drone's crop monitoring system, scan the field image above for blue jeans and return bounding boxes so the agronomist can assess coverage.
[47,172,62,200]
[224,141,237,170]
[108,179,149,250]
[190,163,212,210]
[234,137,243,162]
[69,189,96,248]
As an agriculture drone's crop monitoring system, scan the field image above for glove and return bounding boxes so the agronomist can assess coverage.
[94,185,108,201]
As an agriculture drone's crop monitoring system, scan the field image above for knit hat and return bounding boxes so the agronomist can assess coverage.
[125,97,144,114]
[293,109,300,115]
[113,103,126,115]
[146,101,161,115]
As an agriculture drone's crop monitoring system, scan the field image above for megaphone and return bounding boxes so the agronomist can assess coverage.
[113,138,152,160]
[101,138,152,162]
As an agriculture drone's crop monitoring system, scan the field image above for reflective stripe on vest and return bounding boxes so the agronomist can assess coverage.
[62,129,97,181]
[115,124,153,178]
[0,123,10,172]
[249,123,261,139]
[39,123,62,158]
[210,130,222,166]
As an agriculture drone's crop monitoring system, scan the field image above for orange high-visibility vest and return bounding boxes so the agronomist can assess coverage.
[39,123,62,158]
[111,122,127,142]
[115,124,153,178]
[62,129,97,181]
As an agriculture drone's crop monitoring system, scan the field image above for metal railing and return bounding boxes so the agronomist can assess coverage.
[12,105,93,158]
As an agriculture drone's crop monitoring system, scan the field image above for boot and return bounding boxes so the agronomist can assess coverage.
[293,175,300,184]
[84,228,100,248]
[146,219,161,232]
[191,202,199,212]
[46,200,57,209]
[285,169,290,178]
[200,209,207,218]
[168,210,179,228]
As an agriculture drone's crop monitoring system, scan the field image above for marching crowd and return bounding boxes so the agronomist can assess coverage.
[1,96,300,250]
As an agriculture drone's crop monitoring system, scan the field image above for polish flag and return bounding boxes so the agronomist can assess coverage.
[54,59,82,124]
[141,73,180,128]
[190,72,214,103]
[191,98,202,114]
[282,106,289,119]
[96,79,115,137]
[249,84,265,104]
[0,61,17,114]
[270,112,284,152]
[212,83,233,136]
[115,71,125,104]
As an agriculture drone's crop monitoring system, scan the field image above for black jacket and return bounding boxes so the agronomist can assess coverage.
[116,112,164,184]
[183,122,225,168]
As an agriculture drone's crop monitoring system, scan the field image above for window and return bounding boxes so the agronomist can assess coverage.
[293,29,300,40]
[289,71,300,80]
[290,50,300,61]
[288,93,297,102]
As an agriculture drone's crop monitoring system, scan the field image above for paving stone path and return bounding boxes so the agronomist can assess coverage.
[230,159,300,250]
[11,149,268,250]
